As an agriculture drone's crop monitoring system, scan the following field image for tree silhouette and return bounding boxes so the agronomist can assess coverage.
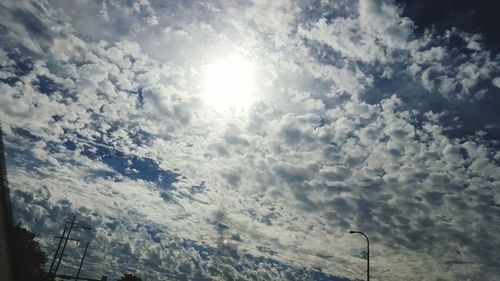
[11,222,50,281]
[117,273,142,281]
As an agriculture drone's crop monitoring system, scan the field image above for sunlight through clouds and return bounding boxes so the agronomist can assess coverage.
[1,0,499,280]
[202,55,257,112]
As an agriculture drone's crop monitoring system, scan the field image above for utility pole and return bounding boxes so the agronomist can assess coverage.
[48,225,68,275]
[53,215,79,276]
[75,242,90,281]
[49,215,91,278]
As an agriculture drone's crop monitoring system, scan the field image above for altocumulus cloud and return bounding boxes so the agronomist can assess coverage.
[1,0,500,280]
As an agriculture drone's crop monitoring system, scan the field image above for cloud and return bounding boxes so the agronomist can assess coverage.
[493,77,500,88]
[1,0,500,280]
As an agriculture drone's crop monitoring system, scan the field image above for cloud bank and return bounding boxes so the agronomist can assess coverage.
[1,0,499,280]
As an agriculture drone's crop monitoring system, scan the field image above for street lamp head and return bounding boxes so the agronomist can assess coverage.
[349,231,357,234]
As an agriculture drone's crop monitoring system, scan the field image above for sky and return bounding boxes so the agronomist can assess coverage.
[1,0,500,280]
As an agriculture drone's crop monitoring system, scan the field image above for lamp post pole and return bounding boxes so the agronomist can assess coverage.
[349,231,369,281]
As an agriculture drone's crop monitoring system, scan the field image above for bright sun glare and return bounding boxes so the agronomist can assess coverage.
[203,55,256,110]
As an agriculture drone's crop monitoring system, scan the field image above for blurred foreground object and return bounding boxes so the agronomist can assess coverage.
[0,125,14,281]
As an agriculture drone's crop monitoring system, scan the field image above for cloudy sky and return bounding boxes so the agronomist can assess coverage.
[1,0,500,280]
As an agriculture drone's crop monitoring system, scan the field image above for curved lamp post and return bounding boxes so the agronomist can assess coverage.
[349,230,369,281]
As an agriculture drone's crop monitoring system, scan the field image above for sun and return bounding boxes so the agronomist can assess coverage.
[202,55,256,111]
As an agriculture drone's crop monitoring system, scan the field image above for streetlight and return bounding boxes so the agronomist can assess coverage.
[349,230,369,281]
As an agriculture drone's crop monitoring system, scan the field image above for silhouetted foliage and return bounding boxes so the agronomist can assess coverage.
[11,222,50,281]
[117,273,142,281]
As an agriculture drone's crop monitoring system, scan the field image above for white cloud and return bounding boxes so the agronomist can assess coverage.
[1,0,500,280]
[492,77,500,88]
